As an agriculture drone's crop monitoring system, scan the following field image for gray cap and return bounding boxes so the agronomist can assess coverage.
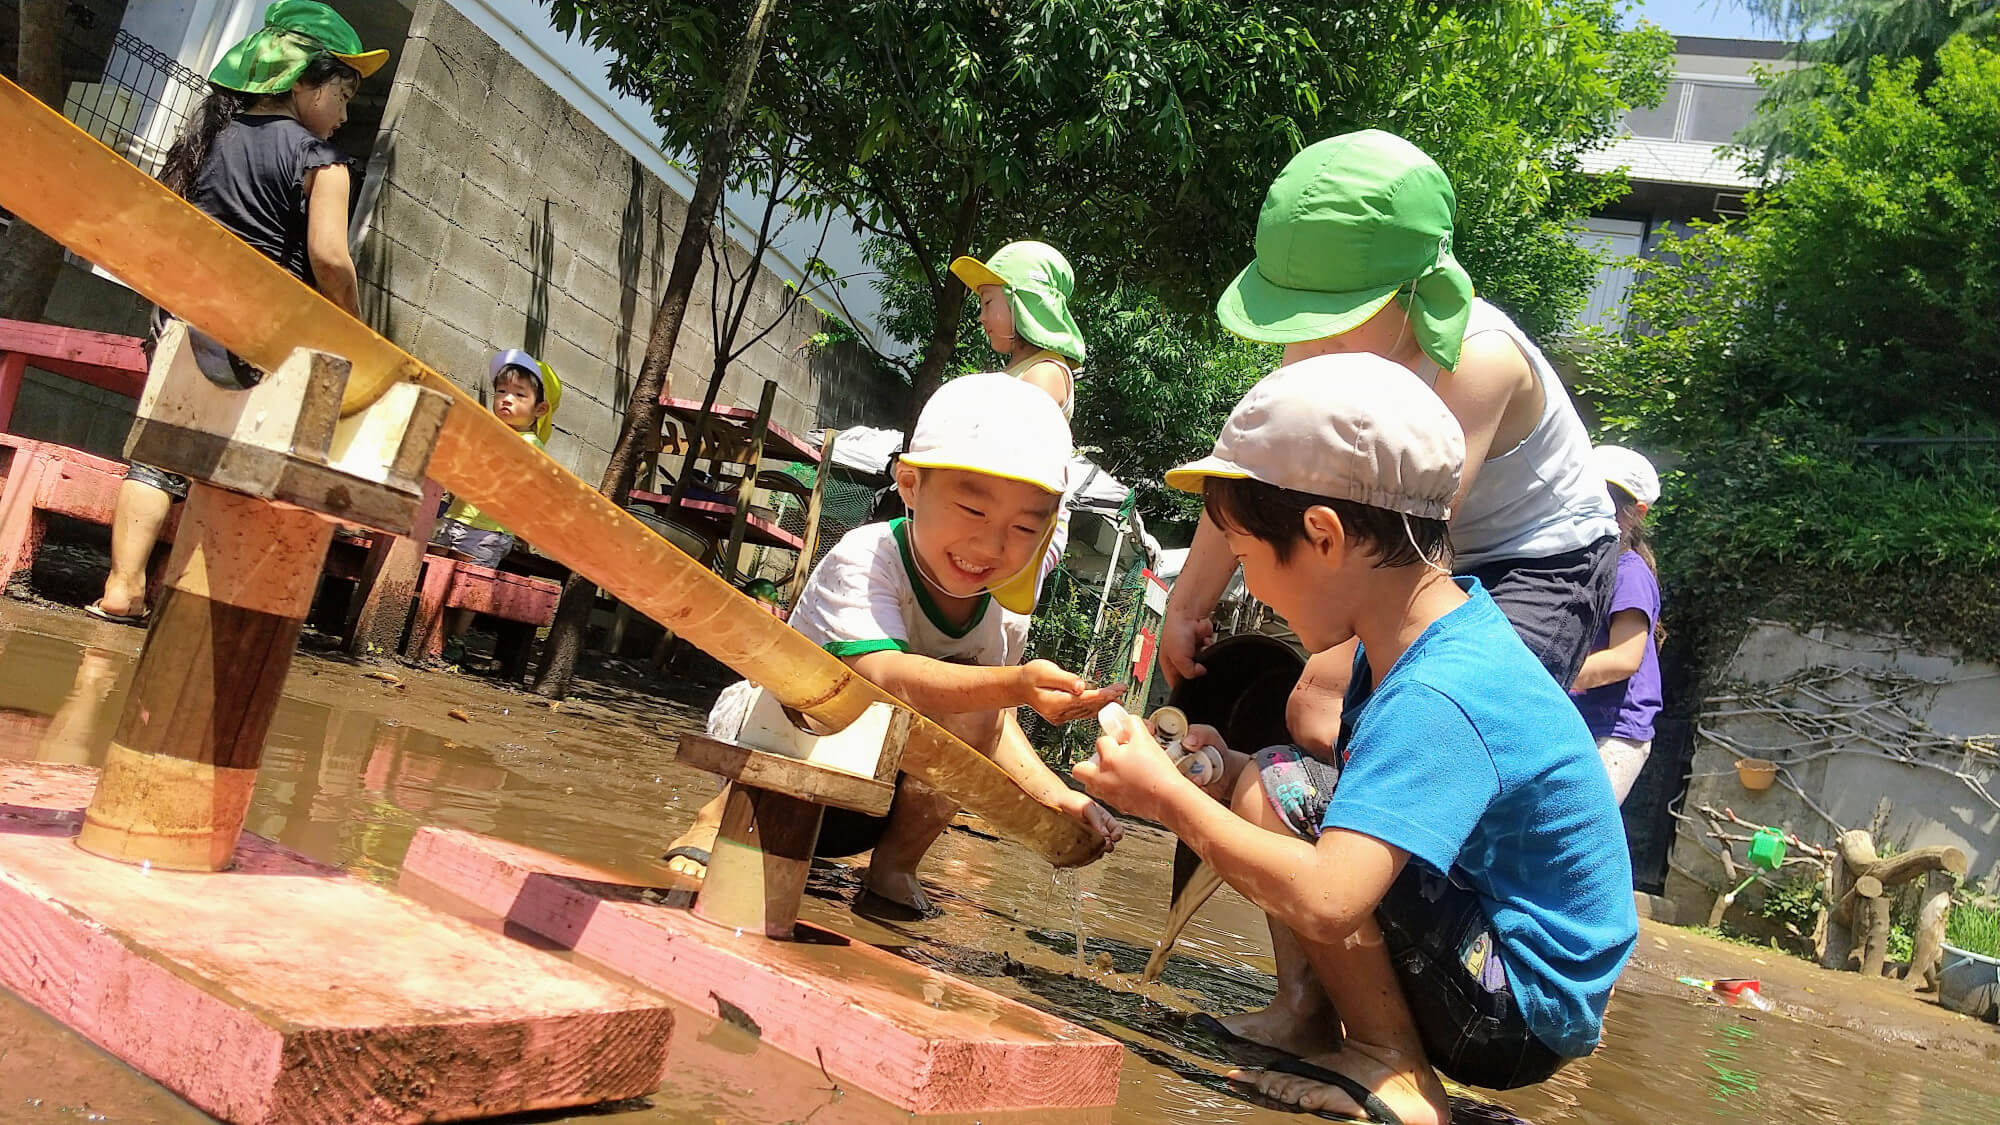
[1166,353,1465,520]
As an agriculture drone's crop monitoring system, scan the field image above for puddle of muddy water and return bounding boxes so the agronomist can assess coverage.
[4,602,2000,1125]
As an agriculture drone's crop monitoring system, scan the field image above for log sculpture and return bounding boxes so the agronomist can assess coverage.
[1816,828,1966,979]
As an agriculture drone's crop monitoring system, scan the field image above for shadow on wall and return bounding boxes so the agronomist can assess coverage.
[612,154,653,413]
[358,136,397,339]
[524,196,553,361]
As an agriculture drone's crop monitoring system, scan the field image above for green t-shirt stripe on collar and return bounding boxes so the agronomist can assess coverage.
[824,638,907,657]
[890,518,989,639]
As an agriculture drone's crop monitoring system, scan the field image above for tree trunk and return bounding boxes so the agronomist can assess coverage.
[901,192,985,435]
[1907,870,1954,991]
[0,0,73,321]
[532,0,782,699]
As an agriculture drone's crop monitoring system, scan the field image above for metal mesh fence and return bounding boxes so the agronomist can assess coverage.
[735,463,885,605]
[63,30,206,177]
[1021,548,1152,767]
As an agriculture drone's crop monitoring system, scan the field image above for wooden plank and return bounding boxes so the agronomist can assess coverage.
[660,394,820,463]
[676,735,896,816]
[0,762,675,1125]
[0,351,24,430]
[0,77,1101,872]
[400,828,1124,1115]
[437,563,562,622]
[787,429,837,605]
[0,317,148,374]
[719,379,777,582]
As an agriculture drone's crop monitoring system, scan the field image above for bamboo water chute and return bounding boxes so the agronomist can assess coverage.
[0,77,1100,870]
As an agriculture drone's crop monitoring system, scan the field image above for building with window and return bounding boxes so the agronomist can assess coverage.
[1569,36,1793,334]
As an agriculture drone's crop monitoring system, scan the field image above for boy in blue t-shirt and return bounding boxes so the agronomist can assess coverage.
[1077,355,1637,1125]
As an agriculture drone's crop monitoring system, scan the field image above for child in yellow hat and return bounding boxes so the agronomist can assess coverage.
[663,374,1125,914]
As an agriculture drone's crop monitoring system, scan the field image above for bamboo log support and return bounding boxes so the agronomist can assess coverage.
[0,78,1101,869]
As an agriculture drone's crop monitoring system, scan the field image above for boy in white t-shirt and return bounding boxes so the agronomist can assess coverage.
[663,373,1125,913]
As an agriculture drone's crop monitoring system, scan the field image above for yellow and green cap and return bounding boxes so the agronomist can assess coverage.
[950,240,1087,364]
[1216,130,1474,372]
[208,1,390,95]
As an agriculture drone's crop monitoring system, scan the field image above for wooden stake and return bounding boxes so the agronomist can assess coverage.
[692,783,824,938]
[76,484,332,870]
[787,428,837,607]
[719,379,776,584]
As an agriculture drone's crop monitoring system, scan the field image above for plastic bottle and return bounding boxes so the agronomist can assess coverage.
[1094,704,1223,785]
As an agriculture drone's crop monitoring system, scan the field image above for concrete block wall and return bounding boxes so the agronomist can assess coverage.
[1666,621,2000,923]
[354,0,899,484]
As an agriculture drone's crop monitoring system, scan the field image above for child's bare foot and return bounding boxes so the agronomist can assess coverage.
[860,865,933,914]
[1231,1041,1448,1125]
[1220,1005,1341,1059]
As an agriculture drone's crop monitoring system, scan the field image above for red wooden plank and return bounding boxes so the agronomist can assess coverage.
[657,395,819,463]
[437,563,561,622]
[0,318,147,374]
[0,762,675,1125]
[0,352,24,430]
[400,827,1125,1115]
[626,490,803,551]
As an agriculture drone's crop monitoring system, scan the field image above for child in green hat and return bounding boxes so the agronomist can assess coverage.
[91,1,389,625]
[1157,128,1623,1088]
[951,240,1088,418]
[950,240,1088,593]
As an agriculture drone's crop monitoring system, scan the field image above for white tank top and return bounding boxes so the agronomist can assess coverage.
[1416,300,1615,568]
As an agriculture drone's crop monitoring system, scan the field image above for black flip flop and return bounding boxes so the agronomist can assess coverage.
[84,602,148,627]
[1233,1055,1404,1125]
[1183,1012,1295,1067]
[660,845,710,870]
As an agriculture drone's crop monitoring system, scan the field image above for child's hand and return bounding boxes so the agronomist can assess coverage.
[1073,707,1187,823]
[1176,723,1233,795]
[1054,789,1123,851]
[1017,659,1127,723]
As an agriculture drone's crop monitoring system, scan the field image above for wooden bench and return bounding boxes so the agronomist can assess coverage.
[402,550,563,678]
[0,433,181,594]
[0,322,159,595]
[0,318,147,431]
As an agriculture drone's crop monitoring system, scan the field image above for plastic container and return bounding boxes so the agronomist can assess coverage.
[1735,758,1778,792]
[1936,943,2000,1022]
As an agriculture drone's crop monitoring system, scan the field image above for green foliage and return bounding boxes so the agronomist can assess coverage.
[1579,38,2000,663]
[546,0,1670,412]
[1947,899,2000,957]
[1735,1,1998,158]
[1756,871,1826,935]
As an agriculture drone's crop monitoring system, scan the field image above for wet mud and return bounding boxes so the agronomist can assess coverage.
[4,598,2000,1124]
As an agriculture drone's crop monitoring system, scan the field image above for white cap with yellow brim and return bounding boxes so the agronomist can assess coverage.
[898,372,1072,613]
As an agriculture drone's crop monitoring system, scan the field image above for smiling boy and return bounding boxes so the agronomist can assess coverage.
[664,373,1124,912]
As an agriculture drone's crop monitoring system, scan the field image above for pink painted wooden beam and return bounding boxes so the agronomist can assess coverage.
[0,762,675,1125]
[401,827,1126,1115]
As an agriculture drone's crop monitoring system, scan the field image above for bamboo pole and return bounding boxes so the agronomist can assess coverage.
[0,78,1099,868]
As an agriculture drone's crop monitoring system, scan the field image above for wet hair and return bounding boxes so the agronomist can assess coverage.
[492,364,545,405]
[1204,477,1450,569]
[157,55,362,199]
